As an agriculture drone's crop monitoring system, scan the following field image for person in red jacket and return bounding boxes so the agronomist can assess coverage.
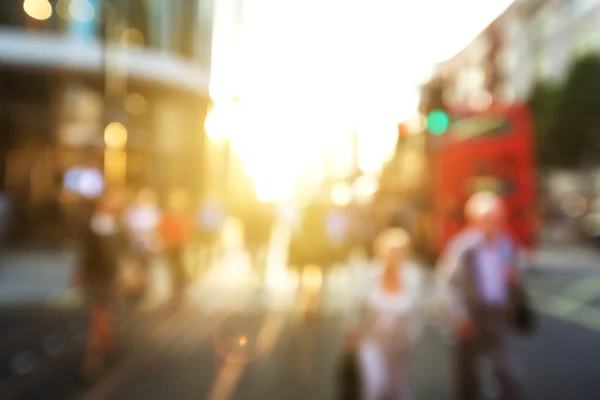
[158,189,193,307]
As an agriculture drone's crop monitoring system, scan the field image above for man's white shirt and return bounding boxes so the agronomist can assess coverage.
[436,228,514,319]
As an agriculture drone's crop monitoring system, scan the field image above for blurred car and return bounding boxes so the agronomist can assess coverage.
[288,200,352,270]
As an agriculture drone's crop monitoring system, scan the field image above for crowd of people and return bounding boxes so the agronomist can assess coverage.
[73,185,536,399]
[74,186,274,383]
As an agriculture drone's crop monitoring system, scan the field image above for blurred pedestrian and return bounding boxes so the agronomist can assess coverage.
[158,189,193,307]
[123,188,161,305]
[344,228,422,400]
[242,200,274,280]
[300,263,323,320]
[76,186,128,383]
[194,198,225,277]
[437,191,535,400]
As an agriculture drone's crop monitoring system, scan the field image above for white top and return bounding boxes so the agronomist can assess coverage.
[475,240,508,305]
[124,205,161,234]
[367,286,415,334]
[349,261,423,345]
[437,228,517,317]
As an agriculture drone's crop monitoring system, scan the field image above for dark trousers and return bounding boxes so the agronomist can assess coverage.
[455,307,523,400]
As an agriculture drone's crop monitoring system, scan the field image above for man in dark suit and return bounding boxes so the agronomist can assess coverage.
[438,192,527,400]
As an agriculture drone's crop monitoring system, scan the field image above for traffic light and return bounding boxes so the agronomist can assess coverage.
[420,79,451,135]
[427,109,450,135]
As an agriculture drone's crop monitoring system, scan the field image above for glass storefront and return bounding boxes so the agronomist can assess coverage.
[0,0,213,63]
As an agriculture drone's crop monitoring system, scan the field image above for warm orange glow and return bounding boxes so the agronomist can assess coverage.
[104,149,127,184]
[207,0,515,200]
[104,122,128,149]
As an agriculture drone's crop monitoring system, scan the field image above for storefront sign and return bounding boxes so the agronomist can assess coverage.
[451,115,509,141]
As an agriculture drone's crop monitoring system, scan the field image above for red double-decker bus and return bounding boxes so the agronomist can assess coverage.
[429,102,538,253]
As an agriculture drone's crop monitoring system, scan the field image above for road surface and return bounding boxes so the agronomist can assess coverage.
[1,248,600,399]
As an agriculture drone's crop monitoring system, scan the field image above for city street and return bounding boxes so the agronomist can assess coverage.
[4,0,600,398]
[0,247,600,399]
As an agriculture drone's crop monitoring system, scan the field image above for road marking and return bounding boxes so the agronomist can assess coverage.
[560,278,600,303]
[530,290,581,317]
[531,289,600,333]
[207,361,246,400]
[566,305,600,332]
[207,312,286,400]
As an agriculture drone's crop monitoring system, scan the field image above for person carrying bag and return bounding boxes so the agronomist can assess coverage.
[340,228,423,400]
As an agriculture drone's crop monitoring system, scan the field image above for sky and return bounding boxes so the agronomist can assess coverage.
[209,0,516,201]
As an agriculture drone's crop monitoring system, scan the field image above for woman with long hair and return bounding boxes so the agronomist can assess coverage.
[346,228,423,400]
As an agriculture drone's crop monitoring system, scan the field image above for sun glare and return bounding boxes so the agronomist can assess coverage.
[209,0,515,200]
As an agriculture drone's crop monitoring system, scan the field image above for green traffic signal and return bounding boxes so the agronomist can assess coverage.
[427,110,450,135]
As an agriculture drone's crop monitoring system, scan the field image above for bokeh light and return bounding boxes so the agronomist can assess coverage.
[104,122,128,149]
[23,0,53,21]
[69,0,95,23]
[331,183,353,206]
[427,110,450,135]
[121,28,145,48]
[125,93,148,116]
[56,0,69,20]
[353,175,379,202]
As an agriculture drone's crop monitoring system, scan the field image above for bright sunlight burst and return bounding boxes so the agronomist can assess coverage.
[208,0,516,201]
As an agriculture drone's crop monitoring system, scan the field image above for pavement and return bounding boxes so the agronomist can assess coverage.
[0,240,600,399]
[0,249,78,306]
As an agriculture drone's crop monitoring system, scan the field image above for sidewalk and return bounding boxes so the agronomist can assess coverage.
[0,249,78,306]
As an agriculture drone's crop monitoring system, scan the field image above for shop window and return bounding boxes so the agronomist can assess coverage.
[175,0,197,59]
[127,0,149,48]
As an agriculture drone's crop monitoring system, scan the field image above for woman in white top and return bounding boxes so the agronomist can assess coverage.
[348,228,423,400]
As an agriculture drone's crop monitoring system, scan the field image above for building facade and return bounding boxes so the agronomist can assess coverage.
[434,0,600,107]
[0,0,214,242]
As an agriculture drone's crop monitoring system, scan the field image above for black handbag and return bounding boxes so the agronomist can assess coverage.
[337,349,361,400]
[510,283,537,335]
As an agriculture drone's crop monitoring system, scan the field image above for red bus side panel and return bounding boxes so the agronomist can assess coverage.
[432,103,538,252]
